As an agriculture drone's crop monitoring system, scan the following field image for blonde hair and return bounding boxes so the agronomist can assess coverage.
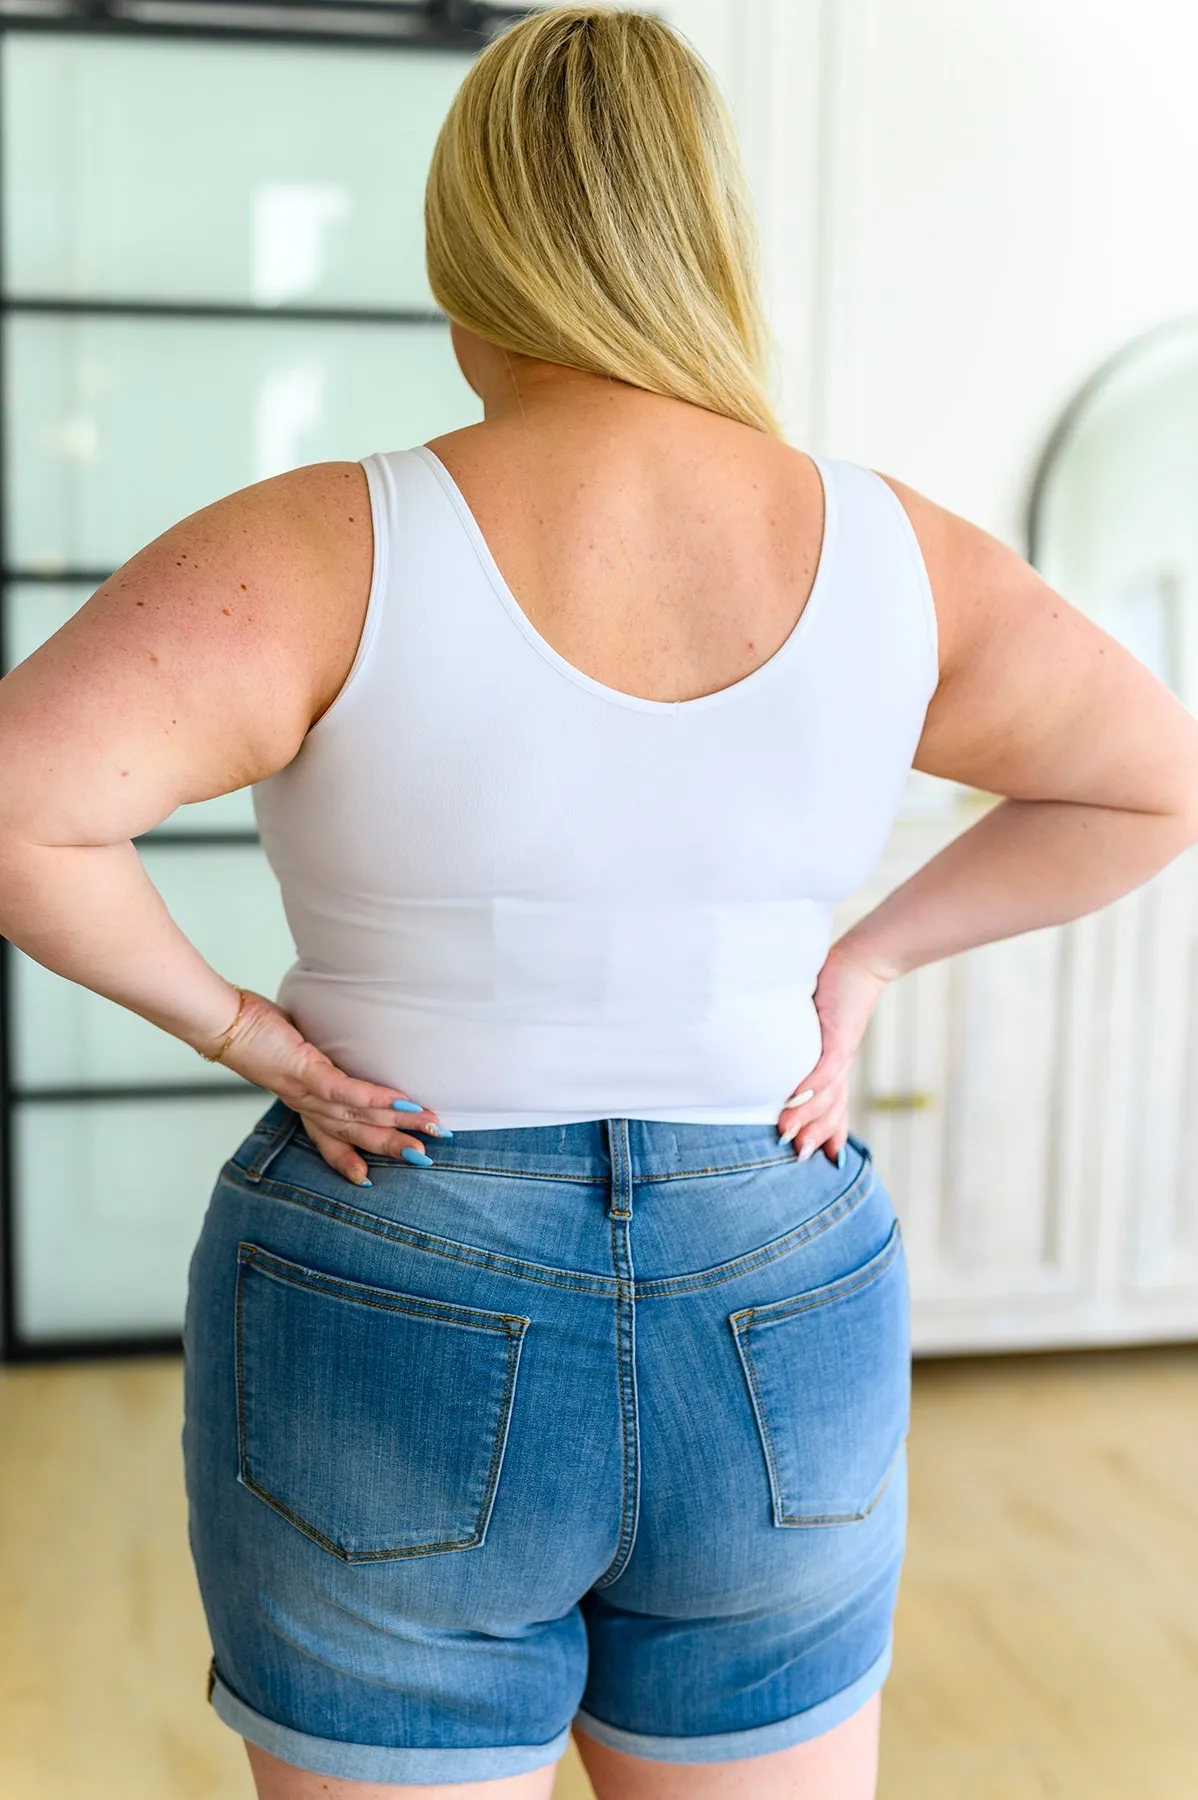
[424,5,780,435]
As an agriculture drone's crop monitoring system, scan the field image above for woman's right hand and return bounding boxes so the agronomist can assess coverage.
[214,988,444,1186]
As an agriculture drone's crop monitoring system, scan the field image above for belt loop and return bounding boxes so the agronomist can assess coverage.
[241,1102,303,1184]
[606,1118,633,1219]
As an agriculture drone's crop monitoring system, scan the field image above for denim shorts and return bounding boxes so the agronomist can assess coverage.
[182,1099,910,1786]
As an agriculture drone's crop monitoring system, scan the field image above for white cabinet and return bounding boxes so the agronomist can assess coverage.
[670,0,1198,1352]
[840,814,1198,1352]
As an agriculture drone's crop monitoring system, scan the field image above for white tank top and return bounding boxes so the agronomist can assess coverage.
[252,444,939,1129]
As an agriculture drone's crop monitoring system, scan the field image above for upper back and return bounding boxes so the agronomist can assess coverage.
[420,402,828,708]
[3,377,1190,940]
[252,422,940,922]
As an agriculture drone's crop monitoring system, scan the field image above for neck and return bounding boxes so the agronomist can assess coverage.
[478,359,636,426]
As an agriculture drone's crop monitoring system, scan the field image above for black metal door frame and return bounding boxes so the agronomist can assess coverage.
[0,0,526,1361]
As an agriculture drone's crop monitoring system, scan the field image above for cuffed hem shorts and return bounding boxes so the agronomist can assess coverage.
[183,1103,910,1783]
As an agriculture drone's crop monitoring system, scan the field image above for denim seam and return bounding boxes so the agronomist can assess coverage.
[217,1160,876,1300]
[353,1153,808,1183]
[633,1139,874,1187]
[362,1161,605,1185]
[595,1121,640,1589]
[474,1311,527,1555]
[236,1243,530,1333]
[233,1255,527,1561]
[240,1108,303,1183]
[636,1165,874,1299]
[244,1121,873,1188]
[730,1224,905,1528]
[220,1163,619,1296]
[728,1221,901,1330]
[634,1152,836,1184]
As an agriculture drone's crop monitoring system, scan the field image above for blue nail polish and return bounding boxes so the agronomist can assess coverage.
[427,1125,453,1138]
[401,1147,434,1167]
[836,1146,847,1170]
[357,1177,373,1187]
[391,1099,423,1113]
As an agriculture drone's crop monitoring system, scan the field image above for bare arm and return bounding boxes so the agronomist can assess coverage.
[839,479,1198,977]
[778,479,1198,1162]
[0,463,442,1181]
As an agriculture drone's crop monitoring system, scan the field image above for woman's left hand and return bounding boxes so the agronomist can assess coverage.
[776,942,892,1164]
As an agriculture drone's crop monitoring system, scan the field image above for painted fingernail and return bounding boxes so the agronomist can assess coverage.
[797,1141,816,1161]
[401,1147,434,1167]
[778,1122,799,1144]
[356,1177,373,1187]
[785,1088,815,1108]
[391,1099,424,1113]
[837,1145,847,1169]
[424,1124,454,1138]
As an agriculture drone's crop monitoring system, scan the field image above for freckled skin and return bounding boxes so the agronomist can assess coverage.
[0,462,375,868]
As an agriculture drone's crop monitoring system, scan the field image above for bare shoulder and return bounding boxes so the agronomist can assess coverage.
[109,459,373,728]
[48,458,369,747]
[872,471,1047,676]
[0,461,373,845]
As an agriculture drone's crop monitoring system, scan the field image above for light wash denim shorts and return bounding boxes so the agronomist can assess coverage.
[182,1099,910,1785]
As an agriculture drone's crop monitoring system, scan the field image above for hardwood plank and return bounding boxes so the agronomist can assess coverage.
[881,1348,1198,1799]
[2,1347,1196,1798]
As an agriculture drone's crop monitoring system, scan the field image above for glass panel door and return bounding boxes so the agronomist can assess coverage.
[0,23,482,1354]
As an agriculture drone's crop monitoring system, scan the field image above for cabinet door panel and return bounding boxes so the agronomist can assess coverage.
[1110,851,1198,1292]
[843,812,1105,1346]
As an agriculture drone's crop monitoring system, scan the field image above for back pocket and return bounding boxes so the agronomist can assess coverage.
[729,1221,909,1527]
[234,1243,529,1561]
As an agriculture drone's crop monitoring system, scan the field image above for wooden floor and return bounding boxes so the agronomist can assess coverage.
[2,1346,1197,1798]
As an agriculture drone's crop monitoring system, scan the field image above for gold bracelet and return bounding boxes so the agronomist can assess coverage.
[198,986,249,1064]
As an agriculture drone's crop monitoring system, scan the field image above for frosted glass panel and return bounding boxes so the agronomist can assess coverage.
[8,313,479,570]
[4,35,469,306]
[1035,319,1198,710]
[12,844,294,1088]
[15,1092,270,1340]
[5,583,257,833]
[7,580,98,658]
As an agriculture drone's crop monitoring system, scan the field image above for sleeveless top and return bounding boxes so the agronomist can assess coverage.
[252,444,939,1129]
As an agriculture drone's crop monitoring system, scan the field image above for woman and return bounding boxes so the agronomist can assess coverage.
[0,8,1194,1798]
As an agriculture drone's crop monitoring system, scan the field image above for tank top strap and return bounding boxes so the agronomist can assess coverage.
[813,457,939,689]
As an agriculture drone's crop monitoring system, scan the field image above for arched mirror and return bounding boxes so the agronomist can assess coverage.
[1030,317,1198,708]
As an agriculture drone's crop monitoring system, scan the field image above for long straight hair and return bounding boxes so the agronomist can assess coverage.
[424,5,780,435]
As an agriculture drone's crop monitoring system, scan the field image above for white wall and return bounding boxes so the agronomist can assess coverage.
[671,0,1198,552]
[659,1,1198,1351]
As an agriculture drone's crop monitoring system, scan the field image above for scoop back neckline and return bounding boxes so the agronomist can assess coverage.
[412,442,838,717]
